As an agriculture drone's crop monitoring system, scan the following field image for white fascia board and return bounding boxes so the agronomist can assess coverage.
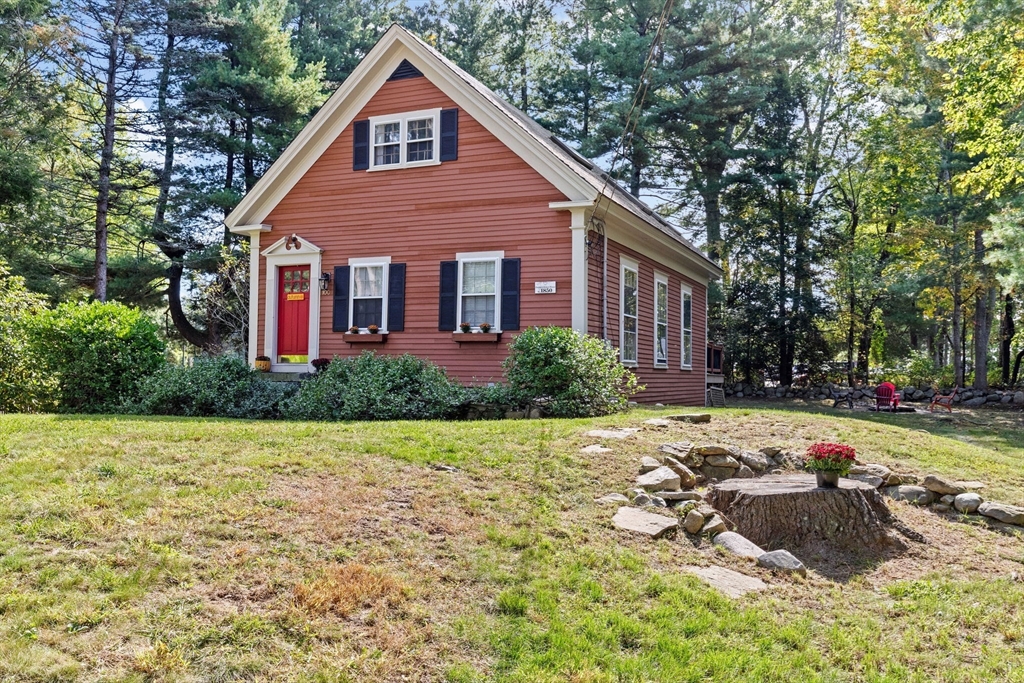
[226,25,596,230]
[230,223,272,235]
[602,203,720,283]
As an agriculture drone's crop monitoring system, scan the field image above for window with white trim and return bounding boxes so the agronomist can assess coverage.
[681,284,693,368]
[621,259,638,365]
[350,258,390,331]
[369,109,440,169]
[655,274,669,367]
[458,252,502,330]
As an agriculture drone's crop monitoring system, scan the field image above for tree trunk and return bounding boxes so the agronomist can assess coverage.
[952,270,964,387]
[94,23,120,302]
[973,284,989,389]
[1000,293,1014,385]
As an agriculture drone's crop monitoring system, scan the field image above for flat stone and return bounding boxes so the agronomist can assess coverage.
[848,474,885,488]
[585,428,640,440]
[650,496,667,507]
[669,413,711,423]
[612,506,678,538]
[660,442,704,468]
[850,464,893,480]
[683,509,705,534]
[697,445,732,456]
[885,485,936,505]
[581,444,613,454]
[735,464,755,479]
[701,514,728,535]
[954,492,982,513]
[932,504,952,513]
[595,493,630,504]
[1014,391,1024,405]
[686,565,767,599]
[639,456,661,473]
[885,472,919,486]
[661,457,697,488]
[759,446,783,458]
[644,418,673,428]
[705,454,741,468]
[700,465,737,481]
[655,490,703,502]
[712,531,765,559]
[739,451,770,472]
[978,501,1024,526]
[636,466,682,492]
[964,397,987,407]
[939,494,956,506]
[756,549,807,576]
[922,475,969,496]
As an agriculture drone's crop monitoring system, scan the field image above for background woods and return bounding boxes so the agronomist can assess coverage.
[0,0,1021,388]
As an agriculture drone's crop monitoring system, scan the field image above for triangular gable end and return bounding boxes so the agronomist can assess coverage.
[388,59,423,80]
[260,234,323,257]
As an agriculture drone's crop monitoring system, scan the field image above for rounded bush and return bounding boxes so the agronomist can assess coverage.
[502,326,642,417]
[285,351,466,421]
[132,355,295,419]
[29,301,165,413]
[0,259,53,412]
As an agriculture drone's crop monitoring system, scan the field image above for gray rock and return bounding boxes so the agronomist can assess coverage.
[735,464,755,479]
[886,485,936,505]
[585,428,640,439]
[848,474,885,488]
[636,466,682,492]
[756,549,807,576]
[650,496,668,507]
[581,444,612,454]
[701,514,728,535]
[759,446,783,457]
[964,397,987,407]
[654,490,703,502]
[705,454,741,468]
[697,445,733,456]
[739,451,770,472]
[1015,391,1024,405]
[662,456,697,488]
[644,418,673,428]
[700,465,737,481]
[850,464,893,480]
[686,565,766,599]
[639,456,661,473]
[939,494,956,506]
[669,413,711,423]
[612,507,678,538]
[932,504,952,513]
[528,407,544,419]
[595,493,630,504]
[954,492,982,513]
[922,474,968,496]
[978,501,1024,526]
[683,509,705,534]
[660,441,704,468]
[885,472,919,486]
[713,531,765,559]
[1001,395,1013,404]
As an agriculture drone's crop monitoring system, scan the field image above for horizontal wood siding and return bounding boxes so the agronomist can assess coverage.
[257,76,572,381]
[590,238,708,406]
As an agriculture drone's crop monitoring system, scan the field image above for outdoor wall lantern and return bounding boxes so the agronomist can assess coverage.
[319,271,331,292]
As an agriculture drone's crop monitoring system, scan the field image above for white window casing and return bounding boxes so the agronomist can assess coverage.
[367,108,441,170]
[456,250,503,332]
[681,284,693,369]
[654,272,669,368]
[348,256,391,332]
[620,256,639,366]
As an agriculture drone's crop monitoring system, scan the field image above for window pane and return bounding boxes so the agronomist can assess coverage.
[623,331,637,362]
[624,316,637,333]
[407,118,433,140]
[407,140,433,162]
[374,144,400,165]
[657,282,668,322]
[657,323,668,363]
[462,261,496,294]
[623,268,637,317]
[353,266,384,298]
[375,122,400,144]
[683,294,692,329]
[353,299,383,328]
[683,331,693,366]
[461,295,495,326]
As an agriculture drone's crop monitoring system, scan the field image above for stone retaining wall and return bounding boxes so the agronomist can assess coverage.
[724,382,1024,406]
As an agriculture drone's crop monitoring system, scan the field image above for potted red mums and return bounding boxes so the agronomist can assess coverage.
[805,442,856,488]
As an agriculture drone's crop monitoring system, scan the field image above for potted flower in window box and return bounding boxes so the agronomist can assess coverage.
[479,322,492,333]
[254,355,271,372]
[460,322,472,333]
[349,325,360,334]
[367,324,379,334]
[805,442,856,488]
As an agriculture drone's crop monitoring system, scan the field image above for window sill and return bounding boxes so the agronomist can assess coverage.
[452,332,501,345]
[654,363,668,369]
[343,333,387,344]
[367,159,441,172]
[621,361,638,368]
[681,366,693,371]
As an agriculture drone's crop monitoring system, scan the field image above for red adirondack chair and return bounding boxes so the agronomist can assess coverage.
[930,387,958,413]
[875,382,899,412]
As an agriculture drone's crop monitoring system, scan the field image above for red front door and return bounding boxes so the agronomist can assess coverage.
[277,266,311,363]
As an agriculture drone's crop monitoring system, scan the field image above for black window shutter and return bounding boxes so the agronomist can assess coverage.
[387,263,406,332]
[440,109,458,162]
[500,258,521,331]
[332,265,350,332]
[353,120,369,170]
[438,260,458,331]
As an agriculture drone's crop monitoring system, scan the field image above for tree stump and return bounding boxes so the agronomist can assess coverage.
[707,474,912,553]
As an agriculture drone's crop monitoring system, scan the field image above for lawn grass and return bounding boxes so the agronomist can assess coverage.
[0,403,1022,682]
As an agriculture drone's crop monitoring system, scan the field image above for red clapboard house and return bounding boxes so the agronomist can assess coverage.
[225,24,723,405]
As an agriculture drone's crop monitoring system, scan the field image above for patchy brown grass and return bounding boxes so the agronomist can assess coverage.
[294,563,408,616]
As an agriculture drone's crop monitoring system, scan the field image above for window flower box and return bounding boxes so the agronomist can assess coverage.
[452,332,501,344]
[344,333,387,344]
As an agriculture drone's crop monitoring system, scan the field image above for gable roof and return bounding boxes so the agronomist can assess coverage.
[226,23,722,277]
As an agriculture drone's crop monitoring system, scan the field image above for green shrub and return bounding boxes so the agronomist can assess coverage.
[284,351,465,421]
[29,301,165,413]
[132,355,296,419]
[0,259,54,412]
[502,326,641,417]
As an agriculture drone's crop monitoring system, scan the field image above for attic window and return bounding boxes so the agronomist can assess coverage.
[367,109,441,170]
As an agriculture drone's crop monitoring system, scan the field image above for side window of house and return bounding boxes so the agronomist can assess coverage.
[438,254,520,332]
[655,274,668,367]
[461,259,497,328]
[352,263,386,328]
[681,285,693,368]
[354,108,458,171]
[331,258,406,333]
[621,259,639,365]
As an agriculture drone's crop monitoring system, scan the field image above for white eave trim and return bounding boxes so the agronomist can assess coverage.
[230,223,272,235]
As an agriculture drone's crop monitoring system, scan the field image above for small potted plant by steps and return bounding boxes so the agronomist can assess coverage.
[460,322,472,333]
[311,358,332,374]
[478,322,491,333]
[805,442,856,488]
[254,355,271,372]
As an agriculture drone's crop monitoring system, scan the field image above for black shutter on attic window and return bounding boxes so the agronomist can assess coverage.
[332,266,350,332]
[438,261,458,331]
[353,120,369,170]
[388,59,424,81]
[500,258,520,331]
[440,109,459,162]
[387,264,406,332]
